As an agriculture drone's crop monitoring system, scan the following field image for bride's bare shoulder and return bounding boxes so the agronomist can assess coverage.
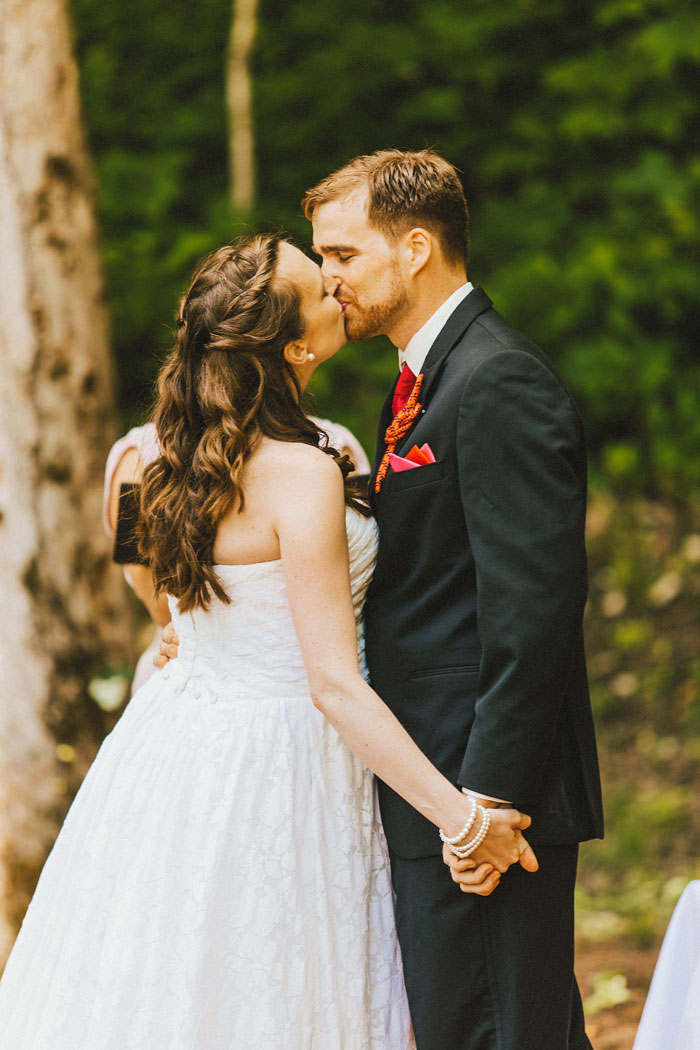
[254,439,342,489]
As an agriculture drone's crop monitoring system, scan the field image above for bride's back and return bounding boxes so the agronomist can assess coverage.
[211,438,327,567]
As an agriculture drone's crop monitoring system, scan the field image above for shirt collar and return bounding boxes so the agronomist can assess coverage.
[399,282,474,375]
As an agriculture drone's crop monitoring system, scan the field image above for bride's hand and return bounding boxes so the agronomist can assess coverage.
[442,846,502,896]
[154,621,179,669]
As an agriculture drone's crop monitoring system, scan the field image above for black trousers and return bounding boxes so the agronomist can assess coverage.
[389,844,592,1050]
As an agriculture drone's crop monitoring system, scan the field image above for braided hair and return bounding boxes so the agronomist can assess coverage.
[139,234,364,612]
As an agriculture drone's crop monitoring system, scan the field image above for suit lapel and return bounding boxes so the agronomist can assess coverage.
[417,287,493,406]
[370,288,493,495]
[392,287,493,456]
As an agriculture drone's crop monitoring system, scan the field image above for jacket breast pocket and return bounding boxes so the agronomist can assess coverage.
[384,458,446,492]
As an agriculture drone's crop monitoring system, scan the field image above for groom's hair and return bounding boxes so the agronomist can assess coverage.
[302,149,469,269]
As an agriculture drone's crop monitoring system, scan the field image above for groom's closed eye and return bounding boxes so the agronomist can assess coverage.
[313,243,358,259]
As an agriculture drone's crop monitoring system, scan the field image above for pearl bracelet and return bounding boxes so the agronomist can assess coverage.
[438,795,478,847]
[448,806,491,859]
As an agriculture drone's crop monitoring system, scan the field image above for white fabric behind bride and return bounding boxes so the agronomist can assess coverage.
[633,879,700,1050]
[0,508,413,1049]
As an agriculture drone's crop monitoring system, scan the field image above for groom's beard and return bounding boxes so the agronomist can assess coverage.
[343,265,409,342]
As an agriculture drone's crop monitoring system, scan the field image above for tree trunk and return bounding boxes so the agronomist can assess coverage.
[227,0,259,212]
[0,0,132,965]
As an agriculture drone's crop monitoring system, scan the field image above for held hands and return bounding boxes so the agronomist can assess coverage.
[442,801,538,896]
[154,621,179,669]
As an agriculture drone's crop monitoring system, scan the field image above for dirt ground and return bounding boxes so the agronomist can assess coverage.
[578,939,661,1050]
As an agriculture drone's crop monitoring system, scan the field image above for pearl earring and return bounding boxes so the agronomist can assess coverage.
[307,353,316,362]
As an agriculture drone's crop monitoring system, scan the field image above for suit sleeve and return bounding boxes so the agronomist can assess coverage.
[455,348,588,811]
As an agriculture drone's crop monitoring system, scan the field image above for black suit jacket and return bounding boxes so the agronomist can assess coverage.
[365,288,604,859]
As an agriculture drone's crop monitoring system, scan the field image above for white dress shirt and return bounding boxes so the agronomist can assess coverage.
[399,282,473,374]
[398,281,511,808]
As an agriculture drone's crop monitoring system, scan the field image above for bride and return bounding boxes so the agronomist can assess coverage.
[0,235,532,1049]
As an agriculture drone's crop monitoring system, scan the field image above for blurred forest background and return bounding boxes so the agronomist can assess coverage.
[2,0,700,1045]
[76,0,700,496]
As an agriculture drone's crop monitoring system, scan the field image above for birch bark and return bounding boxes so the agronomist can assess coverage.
[227,0,259,212]
[0,0,132,965]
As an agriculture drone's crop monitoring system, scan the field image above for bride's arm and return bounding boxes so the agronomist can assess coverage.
[274,447,537,876]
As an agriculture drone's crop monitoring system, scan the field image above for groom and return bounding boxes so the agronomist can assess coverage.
[303,150,603,1050]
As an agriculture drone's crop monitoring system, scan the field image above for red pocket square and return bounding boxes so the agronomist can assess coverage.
[388,453,419,472]
[404,444,430,465]
[388,443,437,473]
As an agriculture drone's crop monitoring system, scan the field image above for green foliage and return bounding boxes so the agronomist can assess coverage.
[586,493,700,732]
[72,0,234,415]
[71,0,700,489]
[577,492,700,944]
[583,971,630,1015]
[576,863,698,946]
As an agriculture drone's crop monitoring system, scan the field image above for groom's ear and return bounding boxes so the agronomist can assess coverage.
[405,228,432,276]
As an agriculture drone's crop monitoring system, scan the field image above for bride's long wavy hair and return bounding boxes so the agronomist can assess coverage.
[139,234,366,612]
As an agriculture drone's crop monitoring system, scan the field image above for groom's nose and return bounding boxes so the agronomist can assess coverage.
[323,271,341,297]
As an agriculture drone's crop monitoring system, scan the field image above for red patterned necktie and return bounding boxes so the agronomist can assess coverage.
[392,363,416,417]
[375,372,424,493]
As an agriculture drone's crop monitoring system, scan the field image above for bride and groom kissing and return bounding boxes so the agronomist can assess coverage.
[0,149,603,1050]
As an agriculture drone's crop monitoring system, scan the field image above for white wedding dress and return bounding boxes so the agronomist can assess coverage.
[0,509,414,1049]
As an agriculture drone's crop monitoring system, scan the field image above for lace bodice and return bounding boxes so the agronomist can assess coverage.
[162,508,378,701]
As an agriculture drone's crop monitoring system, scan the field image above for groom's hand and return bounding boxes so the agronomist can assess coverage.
[154,621,179,668]
[482,806,541,873]
[515,832,539,873]
[443,805,538,884]
[475,802,539,873]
